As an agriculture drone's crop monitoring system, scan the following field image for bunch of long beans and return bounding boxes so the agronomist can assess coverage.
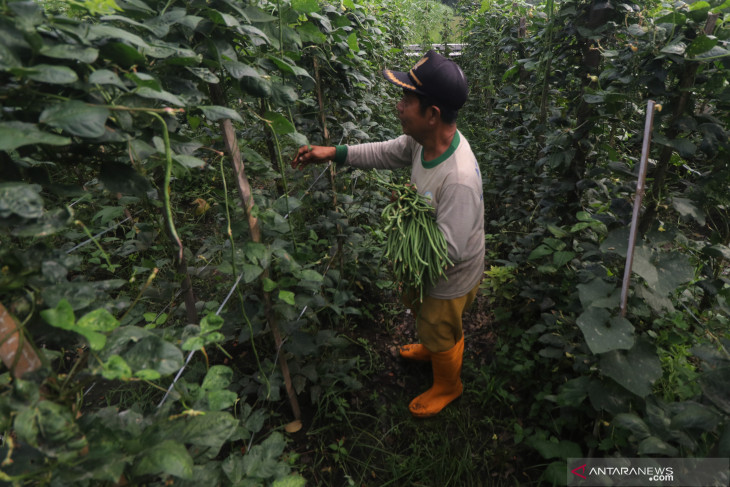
[381,181,453,301]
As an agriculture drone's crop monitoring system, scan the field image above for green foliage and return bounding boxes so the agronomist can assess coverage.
[459,0,730,473]
[3,0,730,483]
[0,0,403,483]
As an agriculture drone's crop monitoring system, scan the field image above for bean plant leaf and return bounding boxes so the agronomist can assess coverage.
[267,55,313,79]
[693,45,730,60]
[201,365,232,391]
[101,354,132,380]
[124,335,184,375]
[700,366,730,414]
[347,32,359,52]
[135,86,185,106]
[100,161,153,195]
[631,245,657,287]
[702,244,730,261]
[278,290,296,306]
[552,250,575,267]
[100,42,146,68]
[8,1,43,28]
[243,5,277,22]
[660,42,686,55]
[18,64,79,84]
[528,243,554,260]
[687,34,718,57]
[40,299,76,330]
[89,69,128,90]
[638,436,678,456]
[40,44,99,63]
[577,278,615,309]
[173,154,206,168]
[39,101,110,138]
[223,455,245,484]
[526,438,581,460]
[222,60,261,79]
[173,411,238,448]
[653,251,694,296]
[588,379,633,415]
[135,369,161,380]
[600,340,662,397]
[292,0,320,13]
[134,440,193,479]
[127,72,161,90]
[627,24,647,36]
[185,66,219,83]
[273,475,307,487]
[77,308,120,333]
[671,401,721,431]
[298,22,326,44]
[200,105,243,122]
[200,313,223,334]
[242,432,288,478]
[89,25,150,48]
[636,286,674,313]
[612,413,651,440]
[11,208,72,237]
[668,137,696,157]
[672,197,706,225]
[583,93,605,104]
[0,182,44,219]
[576,308,634,354]
[263,111,295,135]
[42,303,118,351]
[0,43,21,70]
[42,280,125,310]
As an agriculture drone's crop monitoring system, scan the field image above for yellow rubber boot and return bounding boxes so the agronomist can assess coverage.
[408,337,464,418]
[399,343,432,362]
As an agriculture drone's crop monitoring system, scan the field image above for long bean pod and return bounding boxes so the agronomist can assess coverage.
[380,180,453,301]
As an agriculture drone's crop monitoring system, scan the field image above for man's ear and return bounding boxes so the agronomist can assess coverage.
[430,106,440,123]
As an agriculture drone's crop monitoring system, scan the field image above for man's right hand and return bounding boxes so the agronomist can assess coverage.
[291,145,336,170]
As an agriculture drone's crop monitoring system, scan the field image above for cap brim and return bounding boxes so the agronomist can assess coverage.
[383,69,425,95]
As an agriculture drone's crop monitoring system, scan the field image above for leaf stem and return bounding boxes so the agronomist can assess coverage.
[74,220,116,271]
[118,267,159,324]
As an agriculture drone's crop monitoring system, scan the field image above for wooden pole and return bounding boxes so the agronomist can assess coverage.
[209,84,301,421]
[313,57,344,272]
[620,100,658,317]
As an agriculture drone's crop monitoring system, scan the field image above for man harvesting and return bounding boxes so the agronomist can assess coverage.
[292,50,485,418]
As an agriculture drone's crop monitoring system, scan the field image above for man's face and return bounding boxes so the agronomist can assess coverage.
[396,91,430,139]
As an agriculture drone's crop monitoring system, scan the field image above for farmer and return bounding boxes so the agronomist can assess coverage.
[291,50,484,418]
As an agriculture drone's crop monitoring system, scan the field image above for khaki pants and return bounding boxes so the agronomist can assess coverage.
[403,282,480,353]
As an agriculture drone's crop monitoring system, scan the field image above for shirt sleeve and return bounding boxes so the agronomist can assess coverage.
[344,135,415,170]
[435,183,484,263]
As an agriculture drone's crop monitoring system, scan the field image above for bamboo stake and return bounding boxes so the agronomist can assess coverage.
[313,57,344,271]
[209,84,301,420]
[620,100,658,317]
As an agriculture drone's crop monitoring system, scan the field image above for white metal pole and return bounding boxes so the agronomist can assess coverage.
[620,100,658,317]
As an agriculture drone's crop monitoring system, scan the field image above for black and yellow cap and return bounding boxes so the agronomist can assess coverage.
[383,49,468,110]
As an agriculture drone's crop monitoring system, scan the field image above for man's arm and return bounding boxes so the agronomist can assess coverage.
[292,136,415,171]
